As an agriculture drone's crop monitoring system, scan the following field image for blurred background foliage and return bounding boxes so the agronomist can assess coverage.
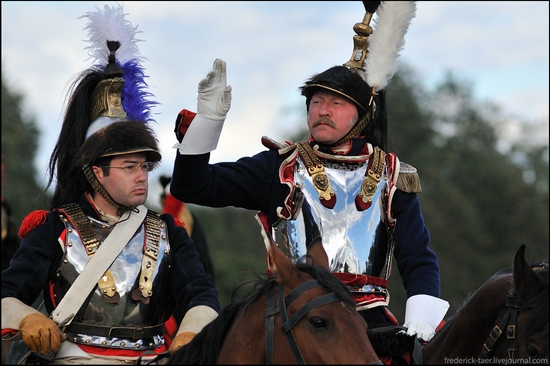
[2,62,548,322]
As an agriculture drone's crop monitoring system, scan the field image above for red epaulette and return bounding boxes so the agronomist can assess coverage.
[173,216,187,230]
[162,194,185,217]
[18,210,48,238]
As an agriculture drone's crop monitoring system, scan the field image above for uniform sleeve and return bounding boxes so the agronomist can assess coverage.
[170,148,283,215]
[1,212,64,306]
[164,214,220,317]
[390,190,441,298]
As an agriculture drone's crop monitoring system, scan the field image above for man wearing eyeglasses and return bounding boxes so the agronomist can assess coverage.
[1,5,219,365]
[95,159,156,213]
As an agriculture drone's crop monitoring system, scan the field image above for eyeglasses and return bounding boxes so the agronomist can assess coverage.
[100,161,155,174]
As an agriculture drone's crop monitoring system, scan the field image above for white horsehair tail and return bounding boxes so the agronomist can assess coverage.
[365,1,416,91]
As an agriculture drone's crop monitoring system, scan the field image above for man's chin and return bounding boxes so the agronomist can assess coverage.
[312,135,338,145]
[127,196,147,207]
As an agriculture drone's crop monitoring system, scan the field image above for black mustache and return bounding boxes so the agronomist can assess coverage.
[312,117,335,128]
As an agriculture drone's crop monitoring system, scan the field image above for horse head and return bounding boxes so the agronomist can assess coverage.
[495,245,549,360]
[167,236,381,365]
[422,244,549,363]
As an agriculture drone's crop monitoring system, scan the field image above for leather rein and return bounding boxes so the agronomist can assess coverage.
[264,279,340,364]
[482,293,542,359]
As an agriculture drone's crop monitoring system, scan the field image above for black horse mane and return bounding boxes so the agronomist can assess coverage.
[167,262,356,364]
[519,262,549,337]
[438,261,549,336]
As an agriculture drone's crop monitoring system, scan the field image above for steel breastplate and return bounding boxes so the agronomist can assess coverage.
[273,158,388,277]
[57,215,169,350]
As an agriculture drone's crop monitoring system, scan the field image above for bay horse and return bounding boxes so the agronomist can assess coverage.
[167,238,381,364]
[421,244,549,363]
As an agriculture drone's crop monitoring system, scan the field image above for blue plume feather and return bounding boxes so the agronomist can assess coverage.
[120,60,158,123]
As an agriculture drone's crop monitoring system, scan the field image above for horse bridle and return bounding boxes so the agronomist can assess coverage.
[264,279,341,364]
[482,293,541,359]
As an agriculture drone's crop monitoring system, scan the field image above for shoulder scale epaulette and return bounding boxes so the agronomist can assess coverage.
[396,162,422,193]
[261,136,292,150]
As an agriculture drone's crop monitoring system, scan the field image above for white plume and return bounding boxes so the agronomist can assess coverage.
[80,4,144,66]
[365,1,416,91]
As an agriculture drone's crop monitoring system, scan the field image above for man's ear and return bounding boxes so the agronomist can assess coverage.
[92,165,103,181]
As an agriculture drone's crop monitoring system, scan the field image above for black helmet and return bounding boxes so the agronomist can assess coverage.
[301,65,373,121]
[79,121,161,167]
[300,65,384,149]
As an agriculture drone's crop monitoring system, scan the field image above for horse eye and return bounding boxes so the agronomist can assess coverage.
[309,317,328,329]
[526,344,538,357]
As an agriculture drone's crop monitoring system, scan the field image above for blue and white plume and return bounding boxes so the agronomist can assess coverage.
[80,4,157,123]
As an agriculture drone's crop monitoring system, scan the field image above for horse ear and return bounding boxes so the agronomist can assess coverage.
[510,244,540,298]
[306,236,330,270]
[267,237,301,284]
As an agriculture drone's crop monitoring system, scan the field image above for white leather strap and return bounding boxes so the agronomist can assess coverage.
[51,205,148,326]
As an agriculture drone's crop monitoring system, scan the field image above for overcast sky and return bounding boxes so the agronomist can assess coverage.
[2,1,548,209]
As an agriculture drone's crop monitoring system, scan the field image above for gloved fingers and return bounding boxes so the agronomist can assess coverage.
[196,59,230,119]
[217,85,232,115]
[25,333,40,354]
[27,329,49,355]
[212,58,227,85]
[223,85,232,102]
[198,73,214,92]
[31,327,64,355]
[198,59,227,94]
[406,327,434,342]
[20,313,65,355]
[419,330,435,342]
[48,327,65,353]
[169,331,196,355]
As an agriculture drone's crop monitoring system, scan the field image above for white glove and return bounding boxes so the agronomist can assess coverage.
[197,58,232,121]
[174,59,232,154]
[403,294,449,342]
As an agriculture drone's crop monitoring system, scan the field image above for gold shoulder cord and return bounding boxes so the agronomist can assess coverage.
[296,141,335,206]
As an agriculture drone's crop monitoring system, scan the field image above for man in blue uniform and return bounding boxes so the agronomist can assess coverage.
[1,5,219,364]
[170,1,448,363]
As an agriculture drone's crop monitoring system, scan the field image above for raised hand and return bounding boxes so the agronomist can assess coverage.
[197,58,232,121]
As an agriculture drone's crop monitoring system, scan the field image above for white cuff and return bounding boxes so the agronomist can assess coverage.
[1,297,42,330]
[176,305,218,337]
[173,115,225,155]
[404,294,449,331]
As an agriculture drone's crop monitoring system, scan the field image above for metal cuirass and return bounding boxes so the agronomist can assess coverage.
[56,214,169,350]
[272,157,389,278]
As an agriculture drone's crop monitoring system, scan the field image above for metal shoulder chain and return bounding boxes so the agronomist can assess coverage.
[355,146,386,211]
[296,141,336,209]
[59,203,120,303]
[131,211,163,305]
